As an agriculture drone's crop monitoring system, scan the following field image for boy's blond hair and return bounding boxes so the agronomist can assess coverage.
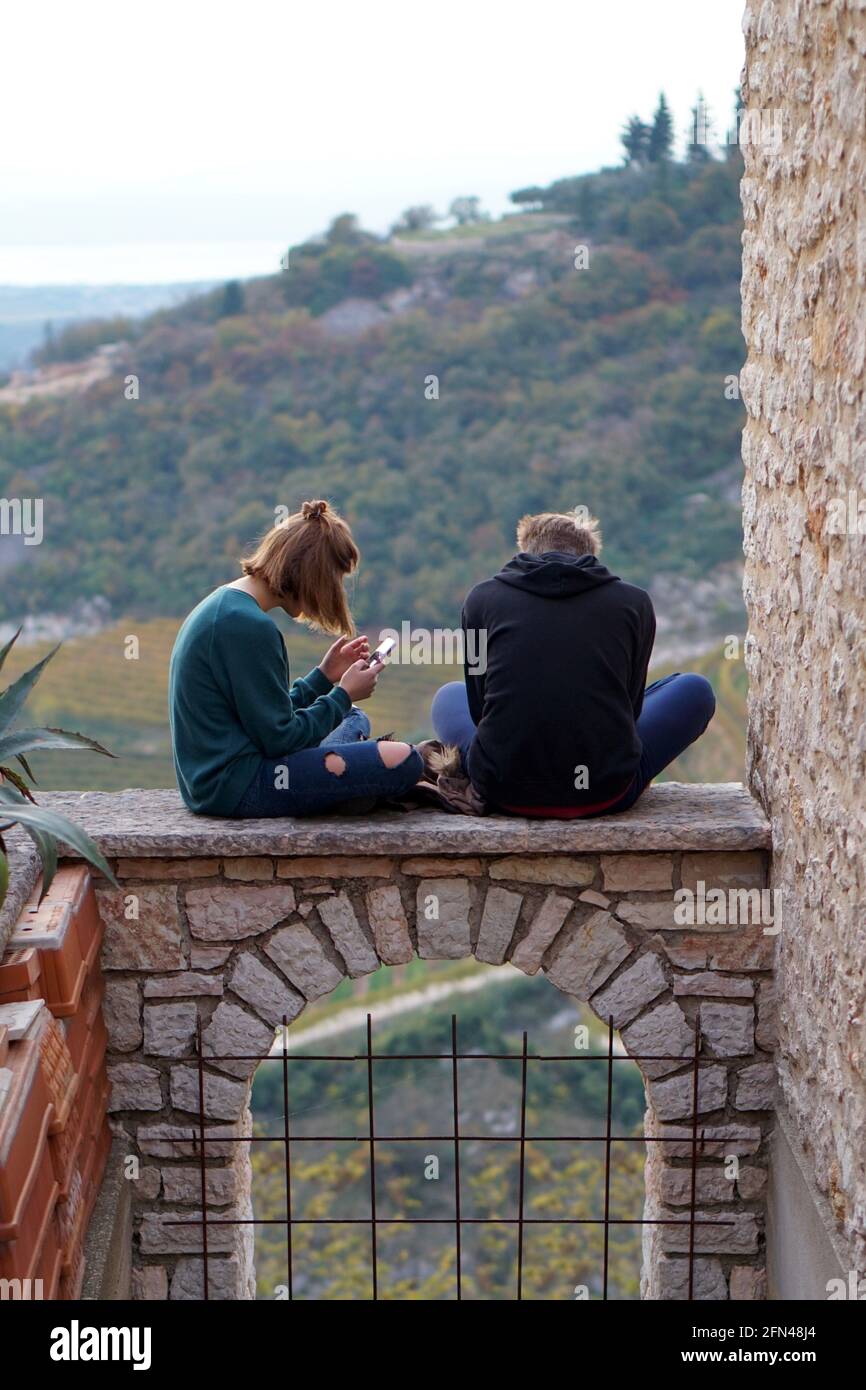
[516,507,602,558]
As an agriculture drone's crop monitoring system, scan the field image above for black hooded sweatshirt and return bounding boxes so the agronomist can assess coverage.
[461,551,656,811]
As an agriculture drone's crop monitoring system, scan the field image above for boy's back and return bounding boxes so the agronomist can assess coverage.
[462,550,655,810]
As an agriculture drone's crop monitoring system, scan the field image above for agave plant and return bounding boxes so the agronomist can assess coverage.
[0,627,118,909]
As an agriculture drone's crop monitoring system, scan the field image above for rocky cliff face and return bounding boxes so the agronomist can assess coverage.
[740,0,866,1269]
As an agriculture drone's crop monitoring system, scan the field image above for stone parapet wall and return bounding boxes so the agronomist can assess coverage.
[740,0,866,1271]
[103,849,772,1297]
[8,784,774,1300]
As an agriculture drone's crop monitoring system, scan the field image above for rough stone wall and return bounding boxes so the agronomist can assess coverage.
[94,849,774,1301]
[740,0,866,1271]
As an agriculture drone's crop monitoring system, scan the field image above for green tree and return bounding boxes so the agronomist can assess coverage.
[325,213,372,248]
[449,196,488,225]
[392,204,440,234]
[621,115,650,165]
[219,281,245,317]
[687,92,713,162]
[647,92,674,163]
[627,198,682,249]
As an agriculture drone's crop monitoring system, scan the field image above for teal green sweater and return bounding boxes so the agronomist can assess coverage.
[168,586,351,815]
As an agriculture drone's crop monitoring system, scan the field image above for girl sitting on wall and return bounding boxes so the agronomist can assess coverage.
[168,500,423,818]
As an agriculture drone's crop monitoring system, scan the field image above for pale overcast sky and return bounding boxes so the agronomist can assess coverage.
[2,0,746,284]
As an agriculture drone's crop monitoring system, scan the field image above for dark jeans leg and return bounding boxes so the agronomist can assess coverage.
[430,681,476,772]
[610,673,716,812]
[233,737,422,818]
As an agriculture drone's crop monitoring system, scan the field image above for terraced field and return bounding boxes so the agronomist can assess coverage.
[4,618,747,792]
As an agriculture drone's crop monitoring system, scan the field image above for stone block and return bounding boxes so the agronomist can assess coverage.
[680,853,765,892]
[223,858,274,881]
[651,1255,727,1301]
[737,1166,768,1201]
[161,1166,238,1206]
[671,932,774,970]
[117,858,219,880]
[649,1065,728,1121]
[734,1063,776,1110]
[511,892,573,975]
[135,1166,162,1200]
[401,857,483,877]
[416,879,472,959]
[475,887,522,965]
[578,889,610,908]
[660,1167,736,1206]
[729,1265,767,1300]
[103,978,142,1052]
[615,899,681,931]
[139,1210,238,1256]
[201,1002,275,1078]
[275,857,394,878]
[673,972,754,998]
[170,1256,245,1300]
[143,973,224,998]
[138,1121,245,1160]
[171,1066,248,1121]
[185,884,295,941]
[98,886,184,970]
[655,1124,763,1159]
[143,1002,197,1059]
[489,856,594,887]
[544,910,632,999]
[602,854,673,892]
[228,953,305,1028]
[317,892,379,976]
[621,1001,694,1079]
[132,1266,168,1300]
[661,1210,759,1256]
[365,885,413,965]
[591,952,668,1028]
[755,981,777,1050]
[701,1003,755,1057]
[264,922,344,999]
[108,1063,163,1112]
[190,946,233,970]
[712,934,775,970]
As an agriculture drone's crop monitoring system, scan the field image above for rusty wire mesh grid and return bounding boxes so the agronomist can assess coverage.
[165,1013,732,1300]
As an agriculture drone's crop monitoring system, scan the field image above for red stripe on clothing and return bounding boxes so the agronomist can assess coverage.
[500,781,634,819]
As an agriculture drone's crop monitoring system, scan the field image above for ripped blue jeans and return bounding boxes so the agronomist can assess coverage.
[233,707,423,818]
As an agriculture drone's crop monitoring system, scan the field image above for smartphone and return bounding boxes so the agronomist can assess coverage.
[365,637,396,668]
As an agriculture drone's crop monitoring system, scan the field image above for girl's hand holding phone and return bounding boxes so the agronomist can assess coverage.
[319,634,370,682]
[339,657,383,702]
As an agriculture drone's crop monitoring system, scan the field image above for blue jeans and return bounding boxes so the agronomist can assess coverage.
[233,707,423,818]
[431,673,716,815]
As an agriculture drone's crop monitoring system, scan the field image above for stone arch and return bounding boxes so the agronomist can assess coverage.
[95,816,773,1302]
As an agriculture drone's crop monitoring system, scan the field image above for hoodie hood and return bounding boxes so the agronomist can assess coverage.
[494,550,619,598]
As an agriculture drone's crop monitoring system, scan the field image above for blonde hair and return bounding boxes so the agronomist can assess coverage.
[240,500,359,634]
[516,507,602,558]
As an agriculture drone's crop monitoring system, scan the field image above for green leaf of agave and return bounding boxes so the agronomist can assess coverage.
[25,820,59,898]
[0,644,61,737]
[0,785,118,889]
[0,766,36,801]
[0,727,116,762]
[16,753,37,785]
[0,627,22,677]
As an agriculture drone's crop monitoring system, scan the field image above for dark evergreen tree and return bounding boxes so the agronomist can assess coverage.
[621,115,650,165]
[686,92,713,162]
[648,93,674,162]
[219,281,244,317]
